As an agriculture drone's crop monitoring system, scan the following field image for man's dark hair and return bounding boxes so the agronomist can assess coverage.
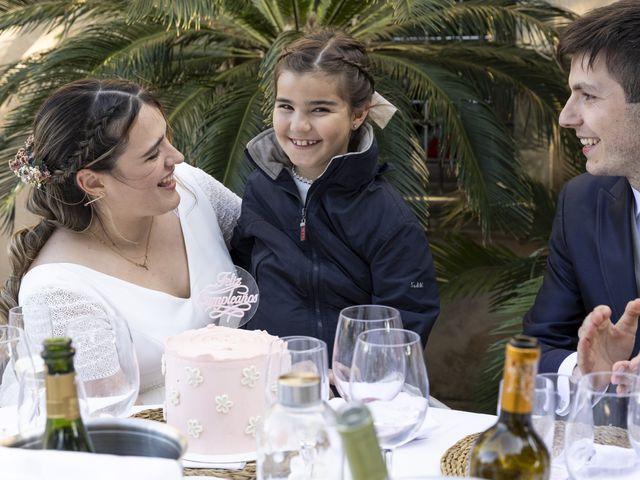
[558,0,640,103]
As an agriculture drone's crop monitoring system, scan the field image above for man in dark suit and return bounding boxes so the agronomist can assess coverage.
[523,0,640,380]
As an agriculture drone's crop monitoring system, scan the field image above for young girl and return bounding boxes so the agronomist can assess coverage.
[233,30,439,354]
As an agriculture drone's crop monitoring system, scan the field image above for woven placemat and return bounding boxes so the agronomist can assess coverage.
[132,408,257,480]
[440,420,631,477]
[440,432,478,476]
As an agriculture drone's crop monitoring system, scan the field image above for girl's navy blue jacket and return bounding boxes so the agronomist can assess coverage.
[232,125,439,355]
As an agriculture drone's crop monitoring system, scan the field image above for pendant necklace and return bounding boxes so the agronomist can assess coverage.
[92,217,154,270]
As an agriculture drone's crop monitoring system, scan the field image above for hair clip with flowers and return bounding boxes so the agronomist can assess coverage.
[9,135,51,188]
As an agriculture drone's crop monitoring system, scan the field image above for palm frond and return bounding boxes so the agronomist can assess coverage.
[191,80,266,193]
[475,275,544,412]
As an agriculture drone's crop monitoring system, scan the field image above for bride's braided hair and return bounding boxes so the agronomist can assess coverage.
[0,78,163,322]
[275,30,375,112]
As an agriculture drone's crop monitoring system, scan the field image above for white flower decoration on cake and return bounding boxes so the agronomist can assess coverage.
[185,366,203,387]
[161,354,166,376]
[187,419,203,438]
[241,365,260,388]
[215,394,234,414]
[245,416,261,438]
[169,388,180,406]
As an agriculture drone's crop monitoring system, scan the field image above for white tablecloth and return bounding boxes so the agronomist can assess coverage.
[393,407,495,477]
[1,404,496,478]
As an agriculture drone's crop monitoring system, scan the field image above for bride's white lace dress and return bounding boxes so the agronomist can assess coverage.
[18,163,240,404]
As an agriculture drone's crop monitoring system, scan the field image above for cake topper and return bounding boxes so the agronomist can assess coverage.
[197,266,259,328]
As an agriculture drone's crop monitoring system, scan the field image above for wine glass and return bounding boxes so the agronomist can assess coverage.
[349,328,429,473]
[8,305,53,354]
[565,371,640,479]
[0,325,41,437]
[332,305,402,399]
[265,336,329,405]
[533,373,580,479]
[65,314,139,418]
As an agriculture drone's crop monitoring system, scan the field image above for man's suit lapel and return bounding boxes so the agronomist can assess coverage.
[597,177,638,332]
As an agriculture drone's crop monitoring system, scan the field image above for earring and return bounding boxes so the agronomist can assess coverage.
[352,123,358,130]
[84,192,105,206]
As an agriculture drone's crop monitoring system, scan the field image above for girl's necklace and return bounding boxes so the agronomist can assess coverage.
[92,217,154,271]
[291,166,314,185]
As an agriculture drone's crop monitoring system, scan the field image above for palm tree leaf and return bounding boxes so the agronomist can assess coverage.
[191,80,266,193]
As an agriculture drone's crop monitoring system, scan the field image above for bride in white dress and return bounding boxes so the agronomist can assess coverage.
[0,79,240,404]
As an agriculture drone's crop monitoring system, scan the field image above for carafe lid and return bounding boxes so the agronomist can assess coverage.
[277,372,321,407]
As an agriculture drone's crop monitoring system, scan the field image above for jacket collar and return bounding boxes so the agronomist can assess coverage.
[245,124,380,188]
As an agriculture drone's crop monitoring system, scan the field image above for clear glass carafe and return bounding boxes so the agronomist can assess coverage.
[257,372,342,479]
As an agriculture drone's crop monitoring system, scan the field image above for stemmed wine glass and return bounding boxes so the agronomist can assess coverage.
[332,305,402,399]
[0,325,41,437]
[65,314,139,417]
[349,328,429,473]
[565,371,640,479]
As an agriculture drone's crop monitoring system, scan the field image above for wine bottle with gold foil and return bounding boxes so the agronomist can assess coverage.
[469,335,549,479]
[41,338,95,452]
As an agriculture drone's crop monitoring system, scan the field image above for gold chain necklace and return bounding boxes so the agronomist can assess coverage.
[92,217,154,271]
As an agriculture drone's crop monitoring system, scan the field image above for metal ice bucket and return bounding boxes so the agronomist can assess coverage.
[1,417,188,459]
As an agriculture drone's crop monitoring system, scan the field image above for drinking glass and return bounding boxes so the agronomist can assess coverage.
[332,305,402,399]
[533,373,580,479]
[265,336,329,405]
[565,371,640,479]
[0,325,40,437]
[8,305,53,355]
[65,314,139,418]
[349,328,429,473]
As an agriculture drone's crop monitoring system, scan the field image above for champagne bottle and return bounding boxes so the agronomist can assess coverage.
[41,337,95,452]
[469,335,550,479]
[336,403,388,480]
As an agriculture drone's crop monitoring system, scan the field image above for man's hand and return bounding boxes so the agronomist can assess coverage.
[577,299,640,377]
[611,352,640,394]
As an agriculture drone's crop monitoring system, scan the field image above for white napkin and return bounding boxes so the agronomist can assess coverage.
[328,397,439,440]
[0,446,182,480]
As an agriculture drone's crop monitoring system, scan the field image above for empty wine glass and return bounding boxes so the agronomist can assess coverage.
[332,305,402,399]
[349,328,429,473]
[265,336,329,405]
[0,325,41,437]
[65,314,139,418]
[565,371,640,479]
[8,305,53,354]
[533,373,580,479]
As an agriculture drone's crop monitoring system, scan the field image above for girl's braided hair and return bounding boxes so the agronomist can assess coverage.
[275,30,375,112]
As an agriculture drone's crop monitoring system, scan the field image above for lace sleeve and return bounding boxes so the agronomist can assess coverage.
[22,287,119,381]
[190,166,242,247]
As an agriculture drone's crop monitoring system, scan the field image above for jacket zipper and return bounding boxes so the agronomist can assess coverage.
[299,188,315,242]
[298,189,322,338]
[312,247,323,340]
[300,207,306,241]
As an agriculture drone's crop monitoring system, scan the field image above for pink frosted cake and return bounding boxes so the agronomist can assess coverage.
[163,325,279,456]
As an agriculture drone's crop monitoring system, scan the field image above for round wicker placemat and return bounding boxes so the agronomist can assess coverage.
[132,408,257,480]
[440,421,631,477]
[440,432,478,477]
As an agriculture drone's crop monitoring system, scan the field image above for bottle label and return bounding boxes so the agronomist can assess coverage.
[336,404,387,480]
[501,342,539,414]
[45,372,81,420]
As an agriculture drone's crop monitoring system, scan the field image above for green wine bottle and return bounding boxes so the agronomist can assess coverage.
[469,335,550,479]
[336,403,388,480]
[41,337,95,452]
